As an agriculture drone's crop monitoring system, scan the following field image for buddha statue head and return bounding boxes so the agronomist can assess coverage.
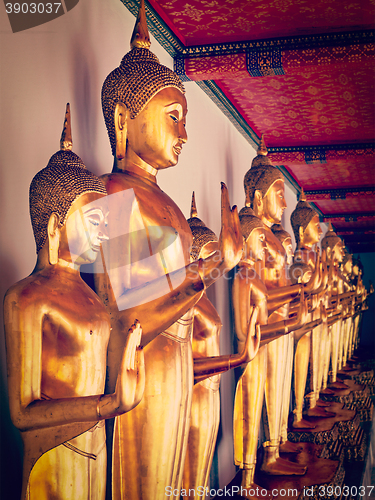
[238,206,266,262]
[30,104,107,265]
[290,189,322,250]
[243,135,286,227]
[101,0,187,173]
[341,250,353,277]
[352,255,363,278]
[321,222,344,264]
[187,192,218,261]
[271,224,293,265]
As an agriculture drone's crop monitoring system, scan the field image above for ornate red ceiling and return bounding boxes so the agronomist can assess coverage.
[269,149,375,190]
[122,0,375,253]
[215,63,374,147]
[314,197,375,215]
[147,0,374,45]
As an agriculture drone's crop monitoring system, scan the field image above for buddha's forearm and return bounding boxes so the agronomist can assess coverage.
[338,291,355,301]
[193,352,246,383]
[267,283,301,301]
[259,311,305,342]
[267,293,298,314]
[259,329,289,346]
[294,319,322,342]
[10,393,111,432]
[115,264,205,347]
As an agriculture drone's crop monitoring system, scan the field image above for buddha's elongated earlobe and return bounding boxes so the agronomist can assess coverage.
[115,102,128,167]
[253,189,263,216]
[299,225,304,247]
[47,213,60,265]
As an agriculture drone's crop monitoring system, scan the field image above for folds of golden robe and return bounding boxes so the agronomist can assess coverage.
[95,174,197,500]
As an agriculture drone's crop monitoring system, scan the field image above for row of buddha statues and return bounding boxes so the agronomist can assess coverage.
[4,1,369,499]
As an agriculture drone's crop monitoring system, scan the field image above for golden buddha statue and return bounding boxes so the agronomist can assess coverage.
[183,194,260,498]
[350,257,365,355]
[340,251,355,368]
[341,251,353,283]
[270,221,323,446]
[334,251,355,373]
[289,192,335,426]
[232,206,272,493]
[321,224,348,390]
[271,224,294,266]
[242,137,306,476]
[4,105,145,500]
[94,2,243,498]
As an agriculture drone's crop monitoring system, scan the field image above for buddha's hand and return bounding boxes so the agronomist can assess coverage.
[299,286,309,325]
[311,293,319,310]
[321,248,327,266]
[321,302,327,323]
[243,306,260,363]
[217,182,242,272]
[114,321,145,414]
[321,249,328,282]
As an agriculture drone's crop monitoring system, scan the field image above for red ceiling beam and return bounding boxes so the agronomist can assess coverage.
[304,188,375,201]
[322,214,375,223]
[178,42,374,82]
[268,146,375,166]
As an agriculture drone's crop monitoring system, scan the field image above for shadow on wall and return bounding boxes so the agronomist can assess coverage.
[72,33,102,177]
[0,254,23,500]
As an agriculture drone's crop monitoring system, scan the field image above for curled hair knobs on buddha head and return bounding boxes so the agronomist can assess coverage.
[29,104,107,253]
[243,135,284,208]
[321,222,342,254]
[290,189,317,246]
[271,224,291,245]
[238,206,265,241]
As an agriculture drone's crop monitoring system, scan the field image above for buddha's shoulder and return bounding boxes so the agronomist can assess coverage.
[4,273,48,310]
[100,172,161,195]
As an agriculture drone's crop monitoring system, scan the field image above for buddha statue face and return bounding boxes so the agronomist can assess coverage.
[353,263,359,276]
[301,214,322,248]
[342,255,353,275]
[244,227,266,262]
[262,179,287,225]
[332,241,345,264]
[283,236,294,266]
[271,224,293,265]
[126,87,187,171]
[59,192,108,267]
